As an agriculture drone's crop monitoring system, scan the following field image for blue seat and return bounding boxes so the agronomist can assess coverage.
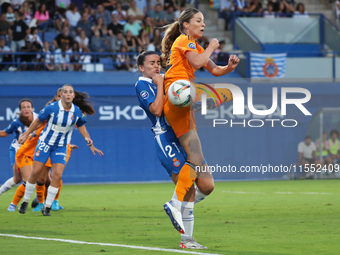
[99,58,115,70]
[44,32,58,44]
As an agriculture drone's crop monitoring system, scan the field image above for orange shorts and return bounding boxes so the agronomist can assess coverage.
[16,155,33,169]
[163,96,196,138]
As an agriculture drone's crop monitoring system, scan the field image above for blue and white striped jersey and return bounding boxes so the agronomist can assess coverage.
[135,76,172,136]
[38,100,86,146]
[5,112,38,151]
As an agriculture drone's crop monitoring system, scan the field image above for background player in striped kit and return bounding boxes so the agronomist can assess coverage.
[18,84,97,216]
[0,99,37,196]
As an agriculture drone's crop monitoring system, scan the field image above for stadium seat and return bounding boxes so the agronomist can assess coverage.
[44,32,58,44]
[99,58,115,71]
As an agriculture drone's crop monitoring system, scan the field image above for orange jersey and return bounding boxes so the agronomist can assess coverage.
[16,124,46,163]
[164,34,204,94]
[163,34,204,138]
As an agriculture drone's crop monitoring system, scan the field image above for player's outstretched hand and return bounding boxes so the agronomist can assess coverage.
[85,137,93,146]
[227,55,240,71]
[152,74,164,87]
[90,145,104,156]
[70,144,78,151]
[18,132,28,144]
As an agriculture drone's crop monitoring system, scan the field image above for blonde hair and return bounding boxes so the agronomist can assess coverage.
[160,8,200,69]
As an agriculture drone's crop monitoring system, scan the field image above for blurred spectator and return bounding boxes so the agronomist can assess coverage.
[77,12,93,39]
[53,26,74,49]
[90,29,108,52]
[297,136,320,178]
[37,41,54,71]
[175,3,186,20]
[248,0,263,14]
[127,0,144,22]
[116,45,132,70]
[124,16,141,36]
[11,0,25,11]
[6,5,16,26]
[95,4,112,26]
[148,3,165,26]
[66,3,81,28]
[164,0,178,10]
[20,1,32,26]
[264,2,275,18]
[294,3,308,17]
[336,0,340,19]
[70,41,82,71]
[54,44,70,71]
[112,3,127,25]
[56,0,71,9]
[272,0,294,15]
[53,8,68,32]
[220,0,233,31]
[0,13,11,37]
[147,39,155,51]
[11,12,29,52]
[152,28,162,51]
[107,14,123,35]
[75,29,89,50]
[83,5,96,23]
[315,132,332,168]
[143,16,154,37]
[34,3,52,31]
[99,0,117,12]
[0,36,11,70]
[124,30,136,52]
[27,27,43,47]
[80,47,92,71]
[234,0,249,14]
[150,0,165,9]
[276,2,287,17]
[20,40,39,71]
[164,6,176,24]
[135,0,148,14]
[136,28,149,49]
[108,30,125,52]
[91,17,108,37]
[212,40,227,63]
[326,130,340,163]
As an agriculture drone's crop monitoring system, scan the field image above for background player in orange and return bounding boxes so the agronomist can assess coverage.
[0,99,37,196]
[161,8,240,228]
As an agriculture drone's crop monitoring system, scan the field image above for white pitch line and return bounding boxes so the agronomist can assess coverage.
[0,233,221,255]
[222,191,334,195]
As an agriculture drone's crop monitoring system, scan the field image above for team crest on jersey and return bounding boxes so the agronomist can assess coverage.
[71,115,74,120]
[35,150,40,157]
[140,90,149,100]
[40,108,45,114]
[188,42,196,50]
[173,158,180,167]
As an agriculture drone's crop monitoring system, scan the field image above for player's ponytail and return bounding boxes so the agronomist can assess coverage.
[161,21,181,69]
[73,91,95,116]
[61,84,95,116]
[160,8,200,69]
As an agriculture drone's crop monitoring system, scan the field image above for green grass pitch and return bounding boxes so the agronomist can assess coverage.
[0,180,339,255]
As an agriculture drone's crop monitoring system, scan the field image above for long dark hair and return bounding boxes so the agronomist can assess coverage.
[137,50,158,67]
[61,84,95,115]
[18,99,33,127]
[160,8,200,68]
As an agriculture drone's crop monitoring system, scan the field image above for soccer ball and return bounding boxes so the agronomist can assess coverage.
[168,80,196,107]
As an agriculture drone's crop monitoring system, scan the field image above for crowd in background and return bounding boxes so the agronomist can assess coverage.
[220,0,308,30]
[0,0,201,71]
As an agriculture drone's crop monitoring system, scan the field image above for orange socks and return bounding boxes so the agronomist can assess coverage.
[175,163,197,202]
[12,183,26,206]
[55,180,63,201]
[36,182,45,203]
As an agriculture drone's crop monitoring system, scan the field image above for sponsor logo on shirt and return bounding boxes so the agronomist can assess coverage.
[140,90,149,100]
[188,42,196,50]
